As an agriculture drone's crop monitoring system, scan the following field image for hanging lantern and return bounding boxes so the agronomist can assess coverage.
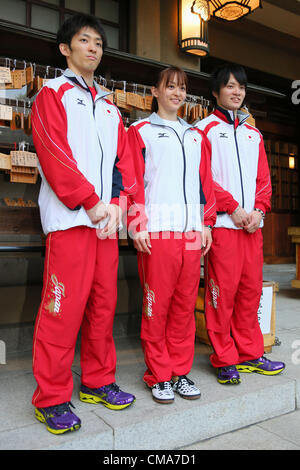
[289,155,295,170]
[178,0,262,57]
[178,0,210,57]
[208,0,262,21]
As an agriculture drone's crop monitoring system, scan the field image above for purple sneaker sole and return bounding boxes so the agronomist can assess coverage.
[236,356,285,375]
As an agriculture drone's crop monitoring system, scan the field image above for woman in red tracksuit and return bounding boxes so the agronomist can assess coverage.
[127,66,216,404]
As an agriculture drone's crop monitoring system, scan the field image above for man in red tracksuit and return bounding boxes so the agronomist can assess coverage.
[31,13,136,434]
[197,63,285,384]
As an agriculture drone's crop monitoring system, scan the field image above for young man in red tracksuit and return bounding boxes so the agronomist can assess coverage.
[31,14,136,434]
[197,63,285,384]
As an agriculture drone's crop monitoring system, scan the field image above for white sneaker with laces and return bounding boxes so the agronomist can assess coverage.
[172,375,201,400]
[151,381,174,404]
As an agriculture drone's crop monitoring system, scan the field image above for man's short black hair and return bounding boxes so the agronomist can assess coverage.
[57,13,107,50]
[210,63,248,101]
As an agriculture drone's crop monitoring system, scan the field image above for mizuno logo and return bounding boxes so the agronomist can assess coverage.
[219,132,228,138]
[77,98,86,106]
[158,133,169,138]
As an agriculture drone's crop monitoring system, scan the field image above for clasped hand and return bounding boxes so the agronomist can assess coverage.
[231,206,262,233]
[133,226,213,256]
[86,201,122,238]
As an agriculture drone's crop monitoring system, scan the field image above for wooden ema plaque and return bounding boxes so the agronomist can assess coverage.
[2,66,33,90]
[5,69,25,89]
[0,153,12,171]
[0,67,12,84]
[10,151,38,184]
[114,89,133,112]
[126,92,145,110]
[144,95,153,111]
[27,76,47,98]
[10,112,24,130]
[0,105,13,121]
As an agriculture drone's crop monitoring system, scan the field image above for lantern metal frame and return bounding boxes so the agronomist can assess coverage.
[178,0,210,57]
[208,0,262,21]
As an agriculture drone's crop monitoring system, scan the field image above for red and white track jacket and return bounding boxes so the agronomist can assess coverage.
[32,68,136,235]
[127,112,216,234]
[196,106,271,230]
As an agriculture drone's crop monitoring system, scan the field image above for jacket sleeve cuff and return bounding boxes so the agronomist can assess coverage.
[227,200,240,215]
[82,192,100,211]
[254,203,267,215]
[204,218,215,228]
[110,196,128,214]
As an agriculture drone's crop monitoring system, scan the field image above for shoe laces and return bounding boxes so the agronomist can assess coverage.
[104,383,120,394]
[177,375,194,386]
[45,401,75,416]
[259,356,269,362]
[175,376,196,392]
[157,381,172,391]
[222,366,237,372]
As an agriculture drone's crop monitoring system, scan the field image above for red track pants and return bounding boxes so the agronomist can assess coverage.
[205,228,264,368]
[137,232,202,387]
[32,226,119,408]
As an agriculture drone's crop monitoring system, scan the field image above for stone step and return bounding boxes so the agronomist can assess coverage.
[0,338,296,450]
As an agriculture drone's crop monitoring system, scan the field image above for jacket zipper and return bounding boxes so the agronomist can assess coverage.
[83,79,105,200]
[233,124,245,208]
[152,123,190,232]
[181,130,189,232]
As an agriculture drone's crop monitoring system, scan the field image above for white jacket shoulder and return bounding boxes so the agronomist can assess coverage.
[196,114,221,133]
[130,117,151,128]
[43,75,68,93]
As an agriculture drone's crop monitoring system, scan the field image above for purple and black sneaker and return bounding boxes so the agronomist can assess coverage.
[35,401,81,435]
[80,382,135,410]
[236,356,285,375]
[217,365,241,385]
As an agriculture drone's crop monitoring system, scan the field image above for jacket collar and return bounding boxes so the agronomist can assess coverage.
[149,112,193,129]
[63,68,113,99]
[214,105,250,126]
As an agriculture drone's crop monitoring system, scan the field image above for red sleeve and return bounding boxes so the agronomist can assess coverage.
[126,124,148,235]
[110,110,137,213]
[32,86,99,210]
[254,137,272,214]
[198,132,216,227]
[213,182,240,215]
